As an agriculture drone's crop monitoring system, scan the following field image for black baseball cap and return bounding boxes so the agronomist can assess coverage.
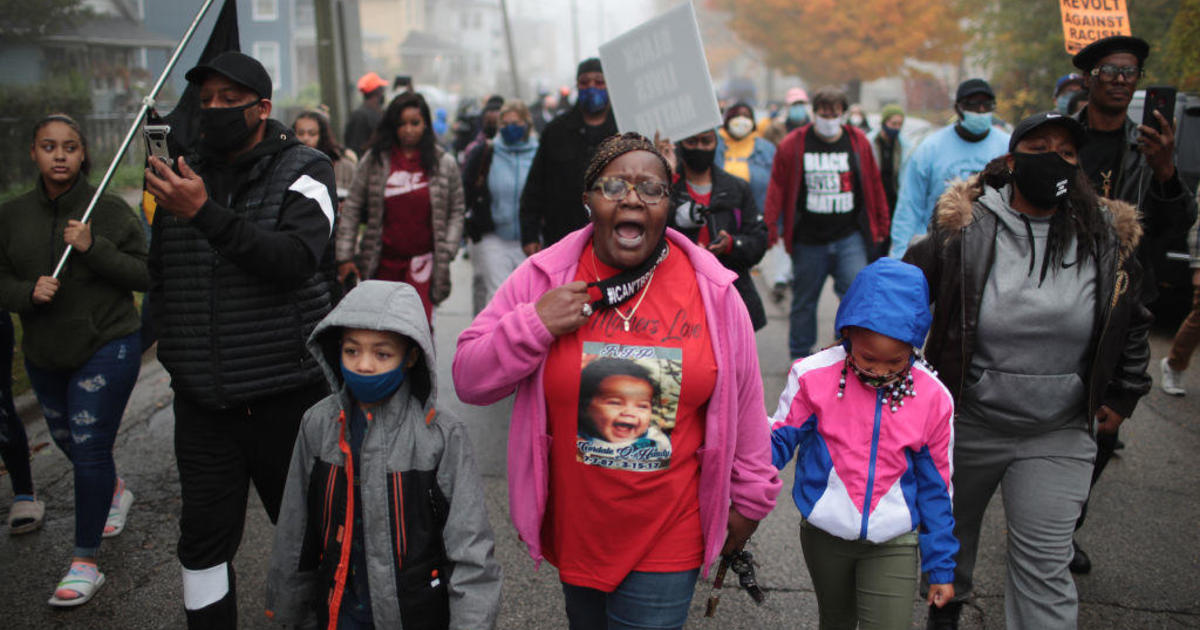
[185,51,272,99]
[577,57,603,79]
[1008,111,1088,152]
[1072,35,1150,72]
[956,78,995,103]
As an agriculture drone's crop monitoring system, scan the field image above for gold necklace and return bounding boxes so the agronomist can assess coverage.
[590,245,664,332]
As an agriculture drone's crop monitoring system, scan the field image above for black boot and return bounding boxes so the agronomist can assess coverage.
[926,601,962,630]
[1069,539,1092,574]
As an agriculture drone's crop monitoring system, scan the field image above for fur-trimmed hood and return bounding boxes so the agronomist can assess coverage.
[932,177,1142,258]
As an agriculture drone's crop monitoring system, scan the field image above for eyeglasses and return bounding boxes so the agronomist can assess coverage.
[1091,64,1142,82]
[591,177,669,204]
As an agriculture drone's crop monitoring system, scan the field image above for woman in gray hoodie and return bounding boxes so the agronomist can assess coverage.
[904,112,1151,630]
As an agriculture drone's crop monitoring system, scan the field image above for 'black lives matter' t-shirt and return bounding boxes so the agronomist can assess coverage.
[1080,127,1126,199]
[795,132,860,245]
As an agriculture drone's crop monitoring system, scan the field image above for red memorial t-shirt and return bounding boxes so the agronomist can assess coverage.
[541,241,717,591]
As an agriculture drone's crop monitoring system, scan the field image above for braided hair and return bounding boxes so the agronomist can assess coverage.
[583,132,673,192]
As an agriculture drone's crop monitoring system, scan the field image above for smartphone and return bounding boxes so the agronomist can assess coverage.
[144,124,172,166]
[1142,86,1177,135]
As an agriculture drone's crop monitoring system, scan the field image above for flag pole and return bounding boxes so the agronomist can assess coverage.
[52,0,219,279]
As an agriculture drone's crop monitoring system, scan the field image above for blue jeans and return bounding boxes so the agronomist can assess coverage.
[24,331,140,557]
[789,232,869,358]
[0,312,33,497]
[562,569,700,630]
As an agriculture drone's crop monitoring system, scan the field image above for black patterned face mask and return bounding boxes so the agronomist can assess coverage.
[837,352,936,413]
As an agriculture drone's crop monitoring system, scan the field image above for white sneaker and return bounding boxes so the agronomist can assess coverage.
[1160,357,1187,396]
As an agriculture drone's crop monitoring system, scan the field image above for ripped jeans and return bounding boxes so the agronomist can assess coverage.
[24,332,140,557]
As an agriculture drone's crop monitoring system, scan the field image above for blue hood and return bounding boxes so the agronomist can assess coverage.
[834,258,931,348]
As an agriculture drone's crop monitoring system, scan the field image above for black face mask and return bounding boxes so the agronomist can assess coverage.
[199,101,263,153]
[1011,151,1077,208]
[680,146,716,173]
[482,122,498,139]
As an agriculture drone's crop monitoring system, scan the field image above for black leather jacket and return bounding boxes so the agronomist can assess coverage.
[904,179,1152,423]
[668,166,768,330]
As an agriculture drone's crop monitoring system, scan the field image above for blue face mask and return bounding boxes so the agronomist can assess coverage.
[959,111,993,136]
[1055,93,1074,115]
[578,87,609,114]
[787,104,809,124]
[882,126,901,140]
[499,123,527,145]
[341,362,407,404]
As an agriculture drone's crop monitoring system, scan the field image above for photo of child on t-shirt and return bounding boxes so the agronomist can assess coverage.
[575,344,682,472]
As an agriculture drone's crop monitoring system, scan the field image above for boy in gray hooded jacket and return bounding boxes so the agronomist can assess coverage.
[266,281,501,629]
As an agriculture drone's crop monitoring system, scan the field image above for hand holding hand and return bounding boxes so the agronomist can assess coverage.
[721,508,759,555]
[535,281,591,337]
[145,156,208,220]
[1095,405,1125,434]
[1137,111,1177,183]
[63,219,93,252]
[927,584,955,608]
[32,276,60,305]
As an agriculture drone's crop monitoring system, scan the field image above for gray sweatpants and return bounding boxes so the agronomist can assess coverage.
[951,419,1095,630]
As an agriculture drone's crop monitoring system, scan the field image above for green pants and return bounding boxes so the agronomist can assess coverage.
[800,522,919,630]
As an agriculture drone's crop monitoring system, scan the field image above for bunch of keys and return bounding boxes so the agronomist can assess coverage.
[704,548,765,617]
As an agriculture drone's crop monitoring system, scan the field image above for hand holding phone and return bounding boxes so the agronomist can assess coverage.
[1142,86,1176,135]
[144,124,172,167]
[1139,86,1179,182]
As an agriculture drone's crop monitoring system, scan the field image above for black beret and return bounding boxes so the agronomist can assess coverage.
[1072,35,1150,71]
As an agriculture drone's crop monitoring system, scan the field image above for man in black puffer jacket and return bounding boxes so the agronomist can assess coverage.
[144,51,337,630]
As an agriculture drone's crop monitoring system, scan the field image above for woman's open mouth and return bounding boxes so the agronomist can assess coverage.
[614,222,645,248]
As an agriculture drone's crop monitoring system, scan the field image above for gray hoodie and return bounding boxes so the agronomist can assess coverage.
[266,281,500,629]
[959,185,1098,434]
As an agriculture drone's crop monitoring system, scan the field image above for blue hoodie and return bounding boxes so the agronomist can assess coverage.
[888,124,1009,258]
[487,137,538,242]
[834,257,932,348]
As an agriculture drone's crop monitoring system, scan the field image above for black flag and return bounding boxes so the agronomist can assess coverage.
[141,0,239,350]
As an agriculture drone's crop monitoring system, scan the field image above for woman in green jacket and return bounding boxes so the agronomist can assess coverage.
[0,114,148,607]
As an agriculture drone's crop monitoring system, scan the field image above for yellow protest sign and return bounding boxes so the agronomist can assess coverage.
[1060,0,1132,54]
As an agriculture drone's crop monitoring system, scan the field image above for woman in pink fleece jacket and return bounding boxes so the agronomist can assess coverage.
[454,133,780,629]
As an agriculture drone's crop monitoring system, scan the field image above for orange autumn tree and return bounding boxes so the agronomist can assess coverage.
[712,0,967,97]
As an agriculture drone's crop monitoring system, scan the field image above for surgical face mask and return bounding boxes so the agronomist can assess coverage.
[341,362,407,404]
[849,114,865,126]
[787,104,809,124]
[1011,151,1077,208]
[499,122,526,145]
[1055,93,1074,115]
[578,87,609,114]
[727,116,755,139]
[813,115,842,138]
[959,110,993,136]
[199,101,263,152]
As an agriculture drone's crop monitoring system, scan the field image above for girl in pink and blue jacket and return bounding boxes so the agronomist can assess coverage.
[770,257,957,630]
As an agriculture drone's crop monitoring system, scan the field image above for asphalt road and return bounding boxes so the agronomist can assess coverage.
[2,256,1198,629]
